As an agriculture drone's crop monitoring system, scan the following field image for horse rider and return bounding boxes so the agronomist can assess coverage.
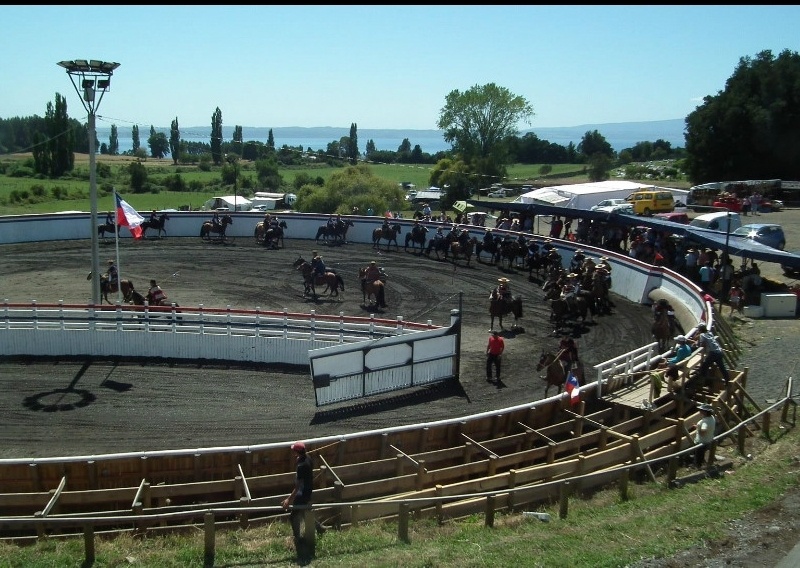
[490,277,512,308]
[381,217,391,232]
[560,274,579,313]
[482,228,495,249]
[211,210,222,231]
[105,211,115,226]
[653,298,679,335]
[311,255,327,282]
[327,215,336,230]
[558,335,579,374]
[362,261,387,308]
[596,256,612,287]
[570,249,586,273]
[147,279,168,306]
[149,209,158,225]
[105,259,119,292]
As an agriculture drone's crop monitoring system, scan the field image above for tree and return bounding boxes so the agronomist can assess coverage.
[685,49,800,183]
[109,124,119,156]
[132,125,140,154]
[32,93,73,177]
[148,126,169,159]
[587,153,612,182]
[295,164,402,214]
[211,107,223,166]
[254,156,283,190]
[577,130,614,162]
[267,128,275,150]
[347,123,359,164]
[437,83,534,181]
[128,160,148,193]
[365,139,376,157]
[169,118,180,165]
[233,125,244,158]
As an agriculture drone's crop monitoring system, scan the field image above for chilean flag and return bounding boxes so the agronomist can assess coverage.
[115,192,145,240]
[565,372,580,406]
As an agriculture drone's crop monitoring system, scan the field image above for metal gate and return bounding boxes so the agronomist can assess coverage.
[309,316,460,406]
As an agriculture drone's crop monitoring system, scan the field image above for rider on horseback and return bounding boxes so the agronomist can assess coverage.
[570,249,586,273]
[311,255,326,281]
[560,273,579,312]
[105,211,115,226]
[149,210,158,225]
[491,277,512,309]
[105,259,119,291]
[147,279,168,306]
[362,260,387,308]
[653,298,677,333]
[211,210,222,231]
[558,335,579,375]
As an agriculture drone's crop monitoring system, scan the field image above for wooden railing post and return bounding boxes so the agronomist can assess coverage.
[559,481,570,519]
[398,502,410,544]
[83,524,95,564]
[485,494,496,527]
[204,512,215,567]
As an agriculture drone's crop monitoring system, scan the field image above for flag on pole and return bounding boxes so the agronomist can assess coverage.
[565,372,581,406]
[115,192,145,240]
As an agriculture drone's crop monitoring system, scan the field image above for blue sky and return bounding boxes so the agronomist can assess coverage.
[2,5,799,132]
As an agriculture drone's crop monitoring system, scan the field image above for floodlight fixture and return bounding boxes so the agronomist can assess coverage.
[57,58,121,305]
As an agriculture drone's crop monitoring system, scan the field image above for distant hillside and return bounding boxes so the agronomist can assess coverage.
[97,119,687,153]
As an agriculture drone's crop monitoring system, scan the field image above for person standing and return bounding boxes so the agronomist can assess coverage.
[486,330,505,384]
[693,323,730,384]
[692,403,716,468]
[282,441,324,563]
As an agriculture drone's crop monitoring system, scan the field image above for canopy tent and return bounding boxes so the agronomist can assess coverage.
[465,198,800,270]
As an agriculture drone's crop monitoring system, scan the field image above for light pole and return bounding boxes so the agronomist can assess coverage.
[57,59,120,305]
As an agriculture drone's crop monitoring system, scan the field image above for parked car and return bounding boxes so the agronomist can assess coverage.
[760,199,784,212]
[625,190,675,215]
[595,203,634,215]
[487,188,512,198]
[590,198,627,211]
[731,223,786,250]
[712,195,743,212]
[654,212,690,224]
[689,211,742,233]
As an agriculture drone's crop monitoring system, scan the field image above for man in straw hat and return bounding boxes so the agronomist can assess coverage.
[491,277,512,303]
[362,260,387,308]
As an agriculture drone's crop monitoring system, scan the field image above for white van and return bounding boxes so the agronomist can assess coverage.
[689,211,742,233]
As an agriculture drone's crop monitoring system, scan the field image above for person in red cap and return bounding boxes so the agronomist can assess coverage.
[282,441,325,561]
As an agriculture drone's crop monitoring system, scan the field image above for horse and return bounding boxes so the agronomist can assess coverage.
[292,257,344,299]
[97,221,120,240]
[499,239,525,270]
[450,236,477,267]
[550,296,594,333]
[652,308,672,352]
[254,219,288,248]
[315,219,354,245]
[489,294,523,330]
[200,214,233,241]
[476,234,501,265]
[536,350,585,397]
[424,235,451,260]
[358,267,387,308]
[372,223,402,251]
[140,213,170,239]
[87,272,136,305]
[589,276,611,315]
[404,224,428,253]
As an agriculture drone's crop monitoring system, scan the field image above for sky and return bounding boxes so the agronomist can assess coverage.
[2,5,800,133]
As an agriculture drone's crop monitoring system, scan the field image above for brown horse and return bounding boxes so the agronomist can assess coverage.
[450,236,477,266]
[358,267,387,308]
[87,272,136,305]
[200,214,233,242]
[372,223,402,251]
[292,257,344,299]
[489,295,523,330]
[536,350,585,397]
[652,309,672,352]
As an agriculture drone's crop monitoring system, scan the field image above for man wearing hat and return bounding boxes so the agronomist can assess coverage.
[665,335,692,367]
[692,403,716,468]
[362,261,387,308]
[569,249,585,273]
[491,277,512,304]
[105,259,119,293]
[282,441,325,561]
[694,323,730,384]
[311,254,327,283]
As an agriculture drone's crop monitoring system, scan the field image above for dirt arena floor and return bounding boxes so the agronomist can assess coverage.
[0,210,797,461]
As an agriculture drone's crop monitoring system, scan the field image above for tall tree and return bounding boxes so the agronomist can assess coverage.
[40,93,73,177]
[685,49,800,183]
[131,124,140,153]
[267,128,275,150]
[233,125,243,158]
[170,117,180,165]
[109,124,119,156]
[148,125,169,159]
[437,83,533,182]
[211,107,223,166]
[577,130,614,162]
[347,122,359,164]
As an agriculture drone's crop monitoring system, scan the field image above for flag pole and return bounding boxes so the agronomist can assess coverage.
[114,190,122,304]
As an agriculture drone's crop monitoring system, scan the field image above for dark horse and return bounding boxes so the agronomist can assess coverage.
[372,223,402,251]
[97,221,120,240]
[489,294,523,330]
[536,350,585,397]
[254,219,288,248]
[315,219,355,245]
[404,224,428,253]
[550,296,595,333]
[87,272,136,305]
[292,257,345,299]
[652,309,672,353]
[200,214,233,242]
[140,213,170,239]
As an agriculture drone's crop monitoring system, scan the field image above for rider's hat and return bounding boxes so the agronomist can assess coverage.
[314,255,321,260]
[567,273,578,278]
[370,260,377,265]
[497,277,510,284]
[107,260,114,265]
[575,249,583,253]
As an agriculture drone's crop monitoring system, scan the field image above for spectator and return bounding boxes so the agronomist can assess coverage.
[692,404,716,468]
[486,330,505,384]
[693,323,730,385]
[282,441,325,563]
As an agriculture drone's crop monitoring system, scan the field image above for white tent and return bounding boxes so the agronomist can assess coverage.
[202,195,253,211]
[514,180,687,211]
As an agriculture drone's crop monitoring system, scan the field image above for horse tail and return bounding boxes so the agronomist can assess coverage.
[337,274,345,292]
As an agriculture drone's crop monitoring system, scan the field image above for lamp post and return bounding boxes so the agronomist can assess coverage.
[57,59,121,305]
